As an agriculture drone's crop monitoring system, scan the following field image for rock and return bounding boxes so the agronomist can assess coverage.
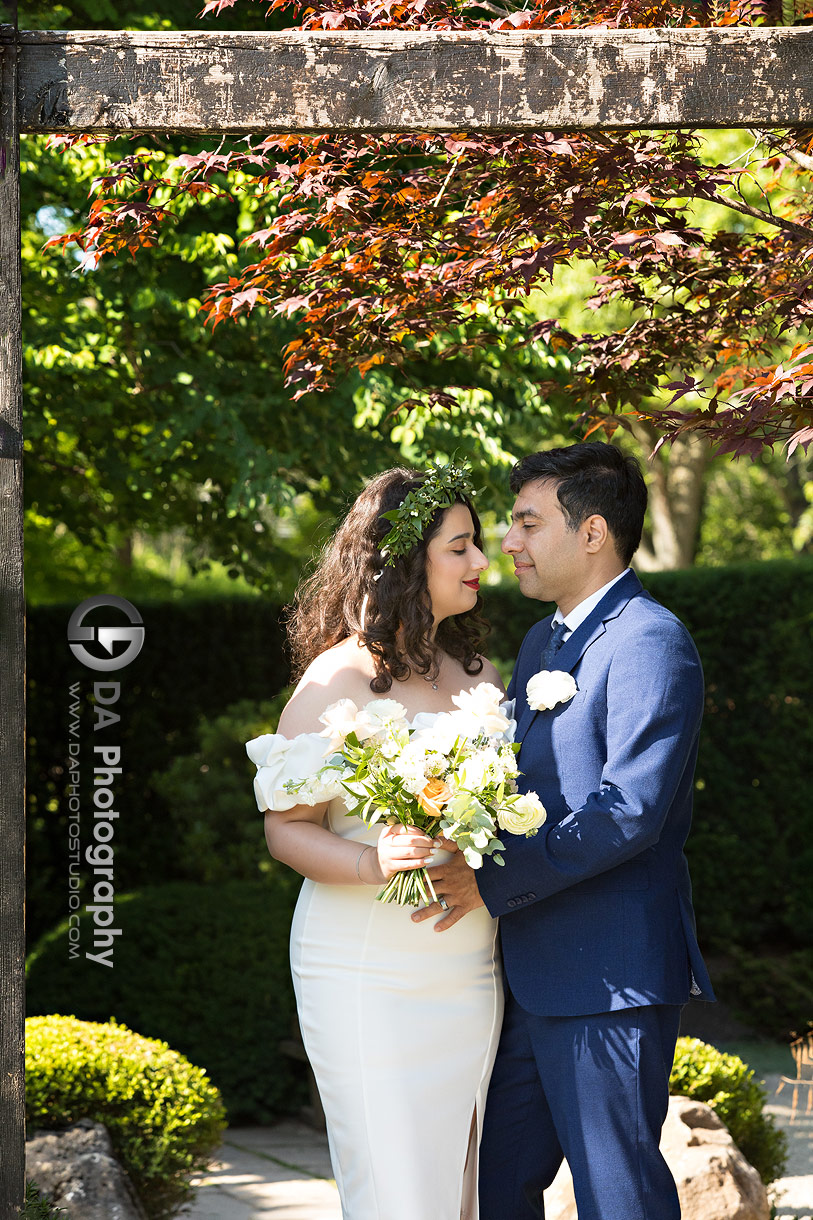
[26,1118,147,1220]
[543,1096,770,1220]
[664,1097,771,1220]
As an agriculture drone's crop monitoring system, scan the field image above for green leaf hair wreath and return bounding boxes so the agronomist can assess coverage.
[379,459,476,566]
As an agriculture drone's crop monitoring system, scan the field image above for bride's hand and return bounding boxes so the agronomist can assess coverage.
[375,824,436,882]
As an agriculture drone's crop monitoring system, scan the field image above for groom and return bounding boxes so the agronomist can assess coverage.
[414,441,714,1219]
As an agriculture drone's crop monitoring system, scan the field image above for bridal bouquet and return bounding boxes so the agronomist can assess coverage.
[286,682,546,906]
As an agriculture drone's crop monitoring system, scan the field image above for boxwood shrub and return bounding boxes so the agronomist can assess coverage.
[26,880,303,1123]
[25,1015,225,1218]
[669,1036,787,1185]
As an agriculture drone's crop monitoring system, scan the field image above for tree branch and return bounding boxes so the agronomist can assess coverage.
[589,129,813,243]
[752,128,813,173]
[695,189,813,243]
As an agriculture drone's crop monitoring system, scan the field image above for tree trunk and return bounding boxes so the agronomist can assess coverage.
[116,534,133,569]
[631,421,710,571]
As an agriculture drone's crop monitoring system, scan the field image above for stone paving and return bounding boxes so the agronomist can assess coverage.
[181,1071,813,1220]
[765,1070,813,1220]
[179,1122,339,1220]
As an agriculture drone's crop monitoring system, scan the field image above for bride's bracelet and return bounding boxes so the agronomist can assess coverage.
[355,845,374,883]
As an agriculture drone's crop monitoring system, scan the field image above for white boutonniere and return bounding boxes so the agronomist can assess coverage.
[526,669,578,712]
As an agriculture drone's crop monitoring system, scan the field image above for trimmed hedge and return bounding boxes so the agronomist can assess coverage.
[149,695,291,885]
[25,1015,226,1219]
[718,949,813,1041]
[26,559,813,1003]
[26,882,303,1124]
[26,595,288,943]
[669,1036,787,1185]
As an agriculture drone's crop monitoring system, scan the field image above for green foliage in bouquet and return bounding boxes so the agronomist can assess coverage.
[25,1015,225,1219]
[26,882,302,1124]
[150,694,291,883]
[669,1037,787,1185]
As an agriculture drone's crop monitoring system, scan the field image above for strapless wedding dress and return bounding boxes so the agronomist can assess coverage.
[248,712,504,1220]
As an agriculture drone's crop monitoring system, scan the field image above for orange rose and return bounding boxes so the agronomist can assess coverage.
[416,777,453,819]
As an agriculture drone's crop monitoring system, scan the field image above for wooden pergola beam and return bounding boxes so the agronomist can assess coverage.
[18,26,813,135]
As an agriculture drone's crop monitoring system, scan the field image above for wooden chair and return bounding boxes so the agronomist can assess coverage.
[776,1032,813,1123]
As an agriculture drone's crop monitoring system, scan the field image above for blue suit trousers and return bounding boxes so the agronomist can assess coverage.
[479,993,682,1220]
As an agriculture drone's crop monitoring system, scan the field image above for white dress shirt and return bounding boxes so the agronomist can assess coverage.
[552,569,631,641]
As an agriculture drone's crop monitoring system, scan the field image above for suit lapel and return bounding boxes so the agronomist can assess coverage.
[515,570,643,741]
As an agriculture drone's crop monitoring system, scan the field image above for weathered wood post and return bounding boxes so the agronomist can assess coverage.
[0,1,26,1217]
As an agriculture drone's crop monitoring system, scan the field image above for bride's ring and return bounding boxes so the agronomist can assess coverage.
[438,898,449,911]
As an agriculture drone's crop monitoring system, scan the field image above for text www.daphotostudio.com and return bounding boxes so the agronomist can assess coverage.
[65,596,145,967]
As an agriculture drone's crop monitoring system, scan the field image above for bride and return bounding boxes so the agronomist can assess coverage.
[246,464,507,1220]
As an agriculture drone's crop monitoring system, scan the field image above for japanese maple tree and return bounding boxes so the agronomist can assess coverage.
[50,0,813,458]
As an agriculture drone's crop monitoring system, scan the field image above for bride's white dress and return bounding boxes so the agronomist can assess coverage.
[248,711,504,1220]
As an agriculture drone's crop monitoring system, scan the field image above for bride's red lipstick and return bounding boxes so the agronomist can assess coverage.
[463,579,480,590]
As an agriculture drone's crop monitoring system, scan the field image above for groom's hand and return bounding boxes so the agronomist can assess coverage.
[411,841,485,932]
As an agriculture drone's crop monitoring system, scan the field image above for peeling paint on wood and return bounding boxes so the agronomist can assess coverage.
[15,27,813,134]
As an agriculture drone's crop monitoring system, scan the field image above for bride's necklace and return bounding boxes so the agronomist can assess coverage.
[423,664,440,691]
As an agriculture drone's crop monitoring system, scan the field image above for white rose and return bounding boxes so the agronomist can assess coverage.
[318,698,363,751]
[356,698,409,738]
[526,670,578,712]
[411,712,462,756]
[450,683,510,737]
[497,791,547,836]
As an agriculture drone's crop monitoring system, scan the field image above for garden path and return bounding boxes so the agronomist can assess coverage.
[180,1060,812,1219]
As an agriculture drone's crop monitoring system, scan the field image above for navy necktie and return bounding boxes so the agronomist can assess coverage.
[542,620,568,669]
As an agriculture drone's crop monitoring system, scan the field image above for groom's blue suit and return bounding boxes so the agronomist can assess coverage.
[477,569,714,1220]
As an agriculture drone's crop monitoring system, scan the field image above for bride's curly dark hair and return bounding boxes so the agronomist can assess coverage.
[287,468,488,693]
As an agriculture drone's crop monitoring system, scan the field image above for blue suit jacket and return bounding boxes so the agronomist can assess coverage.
[477,570,715,1016]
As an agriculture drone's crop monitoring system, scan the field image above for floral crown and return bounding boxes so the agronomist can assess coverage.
[379,459,476,566]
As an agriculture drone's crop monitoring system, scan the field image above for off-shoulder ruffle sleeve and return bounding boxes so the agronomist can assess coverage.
[246,731,346,812]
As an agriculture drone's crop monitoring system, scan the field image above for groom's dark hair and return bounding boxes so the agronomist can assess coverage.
[510,442,647,566]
